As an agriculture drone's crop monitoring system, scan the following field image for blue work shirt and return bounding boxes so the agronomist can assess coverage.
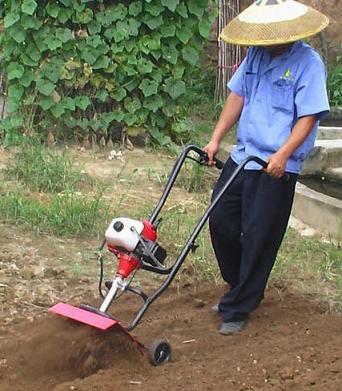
[228,40,330,174]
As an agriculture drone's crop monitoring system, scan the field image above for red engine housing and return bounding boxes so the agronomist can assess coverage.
[107,220,157,279]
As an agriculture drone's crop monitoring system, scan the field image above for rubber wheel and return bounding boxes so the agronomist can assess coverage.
[148,338,171,366]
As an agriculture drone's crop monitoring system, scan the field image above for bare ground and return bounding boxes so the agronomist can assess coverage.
[0,148,341,390]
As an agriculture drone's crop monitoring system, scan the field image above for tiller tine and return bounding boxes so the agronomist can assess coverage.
[49,303,118,331]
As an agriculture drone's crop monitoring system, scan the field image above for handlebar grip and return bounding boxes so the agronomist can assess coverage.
[213,157,224,170]
[198,151,224,170]
[251,157,290,181]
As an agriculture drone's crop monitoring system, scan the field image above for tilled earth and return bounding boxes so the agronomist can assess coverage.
[0,226,341,391]
[0,148,341,390]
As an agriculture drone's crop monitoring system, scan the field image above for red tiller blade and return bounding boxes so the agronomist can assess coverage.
[49,303,118,331]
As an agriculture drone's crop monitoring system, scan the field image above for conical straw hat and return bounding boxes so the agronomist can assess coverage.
[220,0,329,46]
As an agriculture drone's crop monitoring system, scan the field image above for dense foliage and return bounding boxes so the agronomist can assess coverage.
[0,0,216,145]
[327,56,342,107]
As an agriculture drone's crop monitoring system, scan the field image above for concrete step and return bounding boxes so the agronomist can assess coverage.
[302,139,342,174]
[325,167,342,183]
[292,182,342,241]
[317,126,342,140]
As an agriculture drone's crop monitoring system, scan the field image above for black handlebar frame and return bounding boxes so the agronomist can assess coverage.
[124,145,268,331]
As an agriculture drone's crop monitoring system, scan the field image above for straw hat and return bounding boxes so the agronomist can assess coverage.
[220,0,329,46]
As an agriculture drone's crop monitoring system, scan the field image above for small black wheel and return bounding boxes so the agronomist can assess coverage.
[148,338,171,366]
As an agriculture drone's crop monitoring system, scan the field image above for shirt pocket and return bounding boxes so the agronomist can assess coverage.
[272,79,294,113]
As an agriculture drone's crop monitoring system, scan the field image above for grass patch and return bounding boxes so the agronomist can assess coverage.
[0,189,109,237]
[5,142,92,193]
[147,159,217,194]
[151,198,221,283]
[273,228,342,311]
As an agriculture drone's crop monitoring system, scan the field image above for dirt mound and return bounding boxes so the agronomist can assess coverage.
[0,285,341,390]
[0,316,147,390]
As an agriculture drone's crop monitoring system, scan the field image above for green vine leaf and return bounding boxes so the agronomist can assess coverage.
[93,56,110,70]
[87,20,101,35]
[145,2,165,17]
[106,4,128,22]
[161,0,179,12]
[124,96,142,113]
[137,58,154,74]
[9,25,26,43]
[59,0,72,6]
[129,1,142,17]
[176,26,193,44]
[56,28,73,43]
[38,96,55,110]
[46,3,60,18]
[144,95,163,113]
[62,97,76,111]
[7,98,20,113]
[36,79,55,96]
[96,90,109,103]
[182,46,200,66]
[50,103,65,118]
[164,78,186,99]
[4,13,20,28]
[162,45,178,65]
[8,84,24,100]
[139,79,158,97]
[77,8,93,24]
[176,3,188,18]
[161,23,176,38]
[125,113,138,126]
[21,0,37,15]
[19,70,34,87]
[58,8,73,23]
[7,63,25,80]
[21,15,42,29]
[74,96,91,110]
[199,19,211,38]
[112,110,125,122]
[45,36,63,51]
[188,0,207,18]
[143,14,163,30]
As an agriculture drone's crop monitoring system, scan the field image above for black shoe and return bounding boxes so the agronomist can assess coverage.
[219,320,246,336]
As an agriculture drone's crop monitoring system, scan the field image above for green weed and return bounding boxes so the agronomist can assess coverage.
[148,159,216,194]
[327,55,342,107]
[5,142,92,193]
[273,228,342,311]
[0,189,109,237]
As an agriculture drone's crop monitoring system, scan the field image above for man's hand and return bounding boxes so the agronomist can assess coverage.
[265,152,288,178]
[265,115,316,178]
[203,140,220,166]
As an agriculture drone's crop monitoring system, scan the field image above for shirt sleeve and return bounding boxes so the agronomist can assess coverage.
[227,55,248,97]
[295,56,330,120]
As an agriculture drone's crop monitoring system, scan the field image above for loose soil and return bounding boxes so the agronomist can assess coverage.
[0,148,341,390]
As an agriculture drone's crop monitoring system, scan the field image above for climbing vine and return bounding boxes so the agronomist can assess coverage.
[0,0,216,146]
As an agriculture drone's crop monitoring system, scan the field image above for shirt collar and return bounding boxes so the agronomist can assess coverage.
[262,41,302,74]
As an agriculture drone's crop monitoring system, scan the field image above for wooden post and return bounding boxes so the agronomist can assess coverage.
[215,0,242,102]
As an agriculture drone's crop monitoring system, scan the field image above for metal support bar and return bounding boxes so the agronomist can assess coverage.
[127,155,267,331]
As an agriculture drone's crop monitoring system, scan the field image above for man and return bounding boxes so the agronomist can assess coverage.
[203,0,330,335]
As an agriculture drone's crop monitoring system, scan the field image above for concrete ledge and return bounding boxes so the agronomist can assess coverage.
[302,139,342,175]
[317,126,342,140]
[292,183,342,241]
[325,167,342,183]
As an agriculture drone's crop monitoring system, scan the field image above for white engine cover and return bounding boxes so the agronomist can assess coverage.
[105,217,144,252]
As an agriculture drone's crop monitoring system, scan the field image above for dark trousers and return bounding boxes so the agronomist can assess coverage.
[209,158,298,322]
